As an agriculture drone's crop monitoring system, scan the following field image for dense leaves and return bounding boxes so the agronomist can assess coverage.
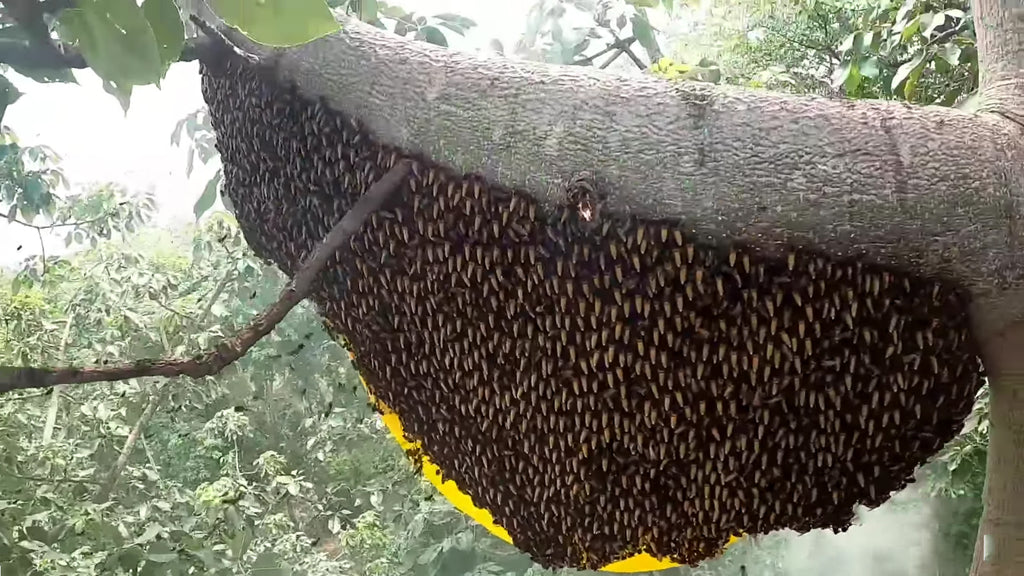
[693,0,975,104]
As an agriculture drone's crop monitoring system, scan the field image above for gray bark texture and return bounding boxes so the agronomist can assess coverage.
[191,1,1024,346]
[188,0,1024,573]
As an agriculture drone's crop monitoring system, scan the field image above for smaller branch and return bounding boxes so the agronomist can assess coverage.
[765,25,840,62]
[572,36,636,66]
[187,14,260,64]
[599,48,625,70]
[8,213,109,230]
[0,160,411,394]
[1,388,53,401]
[621,46,647,71]
[36,227,45,275]
[140,432,158,469]
[94,384,165,503]
[199,268,235,323]
[149,298,193,321]
[7,472,99,486]
[605,31,648,71]
[42,308,76,444]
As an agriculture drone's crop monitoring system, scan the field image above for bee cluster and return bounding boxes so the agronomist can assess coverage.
[199,52,985,570]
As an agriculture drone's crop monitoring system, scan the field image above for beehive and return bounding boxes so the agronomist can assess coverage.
[199,51,985,571]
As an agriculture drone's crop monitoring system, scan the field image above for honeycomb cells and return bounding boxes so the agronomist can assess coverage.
[199,53,985,570]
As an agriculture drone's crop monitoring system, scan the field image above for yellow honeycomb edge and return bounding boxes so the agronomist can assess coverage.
[350,356,740,573]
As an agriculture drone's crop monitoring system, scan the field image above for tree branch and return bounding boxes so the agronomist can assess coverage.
[42,307,75,444]
[6,472,99,486]
[571,36,636,67]
[0,160,411,394]
[0,34,211,72]
[93,383,164,503]
[765,24,840,63]
[8,213,111,230]
[0,388,52,401]
[35,226,45,275]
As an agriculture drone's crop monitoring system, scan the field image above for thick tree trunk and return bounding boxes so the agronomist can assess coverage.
[190,1,1024,343]
[970,323,1024,576]
[188,0,1024,571]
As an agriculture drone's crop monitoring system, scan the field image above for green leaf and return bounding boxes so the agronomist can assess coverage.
[142,0,185,68]
[134,524,163,544]
[895,0,915,25]
[194,171,221,220]
[416,25,447,47]
[432,13,476,30]
[830,60,852,89]
[252,552,292,576]
[436,21,466,36]
[923,13,945,38]
[417,544,441,565]
[901,15,921,42]
[0,74,22,124]
[8,66,77,84]
[102,80,133,113]
[838,32,857,53]
[843,62,861,94]
[626,0,659,6]
[903,56,928,101]
[57,0,165,89]
[892,52,926,94]
[208,0,341,47]
[940,43,962,65]
[170,117,186,145]
[630,12,661,63]
[860,56,881,79]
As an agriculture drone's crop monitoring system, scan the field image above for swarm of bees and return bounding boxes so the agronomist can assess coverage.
[200,51,985,570]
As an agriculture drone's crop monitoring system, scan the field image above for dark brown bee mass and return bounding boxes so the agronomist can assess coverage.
[199,52,985,570]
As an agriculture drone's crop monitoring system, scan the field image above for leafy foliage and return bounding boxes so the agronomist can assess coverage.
[0,128,66,225]
[328,0,478,48]
[508,0,667,67]
[690,0,976,104]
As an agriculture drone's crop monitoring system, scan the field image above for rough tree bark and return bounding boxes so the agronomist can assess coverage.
[188,0,1024,573]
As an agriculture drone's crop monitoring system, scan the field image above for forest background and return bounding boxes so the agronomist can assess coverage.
[0,0,989,575]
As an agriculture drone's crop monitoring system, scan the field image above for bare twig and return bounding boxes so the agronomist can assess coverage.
[42,308,76,443]
[620,46,647,70]
[0,161,411,394]
[7,211,114,231]
[35,227,45,275]
[6,472,100,486]
[599,49,625,70]
[93,384,165,503]
[572,36,636,67]
[140,432,158,469]
[1,388,52,401]
[765,25,841,62]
